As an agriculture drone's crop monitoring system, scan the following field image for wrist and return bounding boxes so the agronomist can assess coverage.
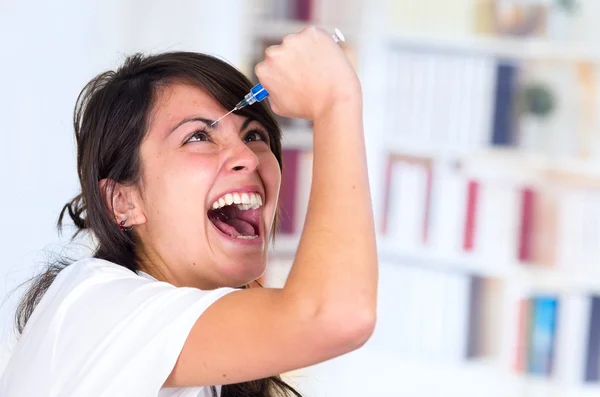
[313,87,363,125]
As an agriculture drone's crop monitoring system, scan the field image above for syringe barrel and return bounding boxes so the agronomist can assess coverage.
[243,83,270,106]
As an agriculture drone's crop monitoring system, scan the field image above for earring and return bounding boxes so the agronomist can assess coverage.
[116,216,131,232]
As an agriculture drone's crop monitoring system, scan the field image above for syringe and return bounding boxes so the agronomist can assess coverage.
[210,28,345,127]
[211,84,269,127]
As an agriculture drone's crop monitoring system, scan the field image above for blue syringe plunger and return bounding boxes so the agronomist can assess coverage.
[236,83,269,108]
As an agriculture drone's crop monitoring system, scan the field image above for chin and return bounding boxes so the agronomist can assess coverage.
[218,255,267,287]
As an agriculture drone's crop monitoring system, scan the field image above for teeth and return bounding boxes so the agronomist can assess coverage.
[234,234,259,239]
[211,192,264,210]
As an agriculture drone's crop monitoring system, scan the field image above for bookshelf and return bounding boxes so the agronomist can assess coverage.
[387,28,600,62]
[245,0,600,396]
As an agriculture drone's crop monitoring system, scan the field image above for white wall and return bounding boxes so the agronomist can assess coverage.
[0,0,247,370]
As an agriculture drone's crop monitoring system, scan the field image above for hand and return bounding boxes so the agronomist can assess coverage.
[254,26,362,121]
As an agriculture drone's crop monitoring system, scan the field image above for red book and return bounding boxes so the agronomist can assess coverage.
[422,166,433,244]
[463,180,480,252]
[518,187,535,262]
[514,298,531,373]
[296,0,312,21]
[279,149,299,234]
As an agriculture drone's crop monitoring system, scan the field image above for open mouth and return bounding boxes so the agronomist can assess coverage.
[208,192,262,240]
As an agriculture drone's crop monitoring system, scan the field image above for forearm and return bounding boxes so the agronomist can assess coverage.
[284,97,378,320]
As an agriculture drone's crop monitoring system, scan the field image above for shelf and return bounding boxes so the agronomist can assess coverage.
[296,348,600,397]
[252,19,358,43]
[465,149,600,187]
[386,146,600,187]
[387,145,474,160]
[378,238,600,294]
[387,29,600,62]
[271,235,600,294]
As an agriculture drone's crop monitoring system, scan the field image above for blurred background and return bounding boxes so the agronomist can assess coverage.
[2,0,600,396]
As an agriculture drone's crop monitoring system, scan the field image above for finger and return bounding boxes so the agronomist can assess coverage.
[281,32,296,46]
[267,96,281,116]
[264,44,282,59]
[254,61,269,82]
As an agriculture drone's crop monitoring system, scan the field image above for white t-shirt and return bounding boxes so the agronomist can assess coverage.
[0,257,236,397]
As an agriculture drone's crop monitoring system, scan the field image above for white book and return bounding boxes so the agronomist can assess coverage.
[456,55,476,151]
[499,281,531,370]
[444,272,471,362]
[403,264,423,358]
[556,188,581,273]
[411,51,432,148]
[252,0,273,19]
[367,261,406,353]
[554,293,591,385]
[270,0,288,20]
[474,178,520,267]
[386,51,399,136]
[413,266,434,358]
[387,162,428,249]
[388,50,409,148]
[385,162,404,239]
[581,191,600,273]
[472,56,498,149]
[403,51,420,149]
[431,53,452,150]
[429,159,468,256]
[420,52,437,147]
[425,269,447,359]
[446,55,465,150]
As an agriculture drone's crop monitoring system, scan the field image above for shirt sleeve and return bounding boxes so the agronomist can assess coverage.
[1,258,236,397]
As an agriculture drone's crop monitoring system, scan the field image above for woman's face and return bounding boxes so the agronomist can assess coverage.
[132,82,281,289]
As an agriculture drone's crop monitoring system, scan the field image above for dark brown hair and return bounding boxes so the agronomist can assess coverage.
[15,52,300,397]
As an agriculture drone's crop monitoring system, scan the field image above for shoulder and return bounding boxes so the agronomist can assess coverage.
[3,257,234,395]
[56,257,138,283]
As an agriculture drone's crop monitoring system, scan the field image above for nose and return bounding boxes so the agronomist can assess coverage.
[224,141,260,174]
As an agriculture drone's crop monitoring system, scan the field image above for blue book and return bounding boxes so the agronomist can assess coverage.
[528,296,559,376]
[491,62,518,146]
[585,296,600,382]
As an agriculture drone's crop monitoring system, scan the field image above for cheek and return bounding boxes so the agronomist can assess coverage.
[144,153,218,222]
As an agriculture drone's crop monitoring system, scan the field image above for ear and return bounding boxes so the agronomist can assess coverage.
[99,179,147,229]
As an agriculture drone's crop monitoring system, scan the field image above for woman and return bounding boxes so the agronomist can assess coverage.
[0,27,378,396]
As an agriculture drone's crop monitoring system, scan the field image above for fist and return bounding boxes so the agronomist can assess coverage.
[254,26,361,121]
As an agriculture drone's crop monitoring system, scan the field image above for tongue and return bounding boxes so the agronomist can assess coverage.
[213,218,256,237]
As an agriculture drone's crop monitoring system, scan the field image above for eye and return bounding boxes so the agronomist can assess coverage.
[185,130,212,144]
[244,129,269,144]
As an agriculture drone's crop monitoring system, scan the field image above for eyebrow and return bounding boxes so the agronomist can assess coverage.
[169,116,257,135]
[169,117,214,134]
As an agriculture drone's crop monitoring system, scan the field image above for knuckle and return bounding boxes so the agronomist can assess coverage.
[254,62,264,77]
[281,33,294,45]
[264,44,279,58]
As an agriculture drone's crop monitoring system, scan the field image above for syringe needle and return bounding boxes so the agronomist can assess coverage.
[210,107,237,127]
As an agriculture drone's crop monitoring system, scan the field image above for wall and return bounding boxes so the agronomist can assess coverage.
[0,0,246,371]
